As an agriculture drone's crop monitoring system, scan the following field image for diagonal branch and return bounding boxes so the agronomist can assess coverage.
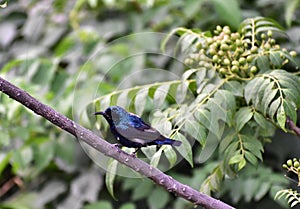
[0,76,235,209]
[286,117,300,137]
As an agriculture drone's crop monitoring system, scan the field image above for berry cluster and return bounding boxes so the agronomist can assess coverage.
[184,25,297,79]
[283,158,300,173]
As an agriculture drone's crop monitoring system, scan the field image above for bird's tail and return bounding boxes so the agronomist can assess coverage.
[171,139,182,146]
[155,138,182,146]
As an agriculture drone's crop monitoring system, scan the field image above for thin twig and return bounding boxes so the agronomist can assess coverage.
[0,76,235,209]
[286,117,300,137]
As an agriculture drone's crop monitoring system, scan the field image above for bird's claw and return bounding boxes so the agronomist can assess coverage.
[130,148,140,157]
[113,144,122,152]
[130,152,137,158]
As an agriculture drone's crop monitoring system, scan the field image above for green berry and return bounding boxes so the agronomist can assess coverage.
[220,44,229,51]
[246,55,254,63]
[294,161,300,168]
[231,33,240,40]
[216,25,222,32]
[207,38,213,45]
[250,46,258,53]
[232,65,239,73]
[250,66,258,74]
[219,67,228,74]
[209,48,216,55]
[290,51,297,57]
[212,55,219,63]
[223,58,230,65]
[270,39,276,45]
[204,63,211,68]
[264,43,271,50]
[199,61,206,67]
[235,39,243,47]
[239,57,246,65]
[223,26,231,35]
[267,30,273,37]
[218,50,225,56]
[287,159,293,166]
[232,60,239,66]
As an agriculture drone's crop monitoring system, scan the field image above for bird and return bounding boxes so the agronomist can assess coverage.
[95,106,182,154]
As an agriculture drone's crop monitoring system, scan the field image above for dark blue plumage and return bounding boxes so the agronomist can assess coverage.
[95,106,182,149]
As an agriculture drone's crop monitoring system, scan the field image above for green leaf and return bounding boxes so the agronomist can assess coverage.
[223,80,244,97]
[242,136,263,161]
[235,107,253,131]
[277,104,286,130]
[147,187,169,209]
[119,203,136,209]
[194,108,212,132]
[244,77,265,104]
[261,86,278,115]
[11,147,33,176]
[105,159,118,200]
[184,120,207,146]
[153,84,170,108]
[271,70,300,94]
[254,182,270,200]
[150,148,163,168]
[255,55,270,72]
[134,88,149,115]
[269,98,281,120]
[211,90,236,125]
[84,201,113,209]
[117,89,129,108]
[253,112,269,129]
[163,145,177,168]
[283,100,297,123]
[33,140,55,175]
[141,146,157,160]
[219,129,236,153]
[285,0,299,27]
[132,180,153,200]
[173,132,193,167]
[0,130,9,146]
[182,68,199,80]
[0,152,11,176]
[212,0,241,29]
[238,157,246,170]
[229,154,243,164]
[254,79,272,110]
[176,81,189,104]
[269,51,283,67]
[244,151,258,165]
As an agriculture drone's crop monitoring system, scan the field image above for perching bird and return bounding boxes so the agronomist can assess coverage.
[95,106,181,152]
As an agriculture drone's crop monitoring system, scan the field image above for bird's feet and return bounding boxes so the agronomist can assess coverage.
[130,148,140,158]
[113,144,122,153]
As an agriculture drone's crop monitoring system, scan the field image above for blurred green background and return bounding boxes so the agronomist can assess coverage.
[1,0,300,209]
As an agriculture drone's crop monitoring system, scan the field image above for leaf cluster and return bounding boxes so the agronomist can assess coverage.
[91,17,300,200]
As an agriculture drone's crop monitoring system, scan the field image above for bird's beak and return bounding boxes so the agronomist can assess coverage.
[94,111,105,116]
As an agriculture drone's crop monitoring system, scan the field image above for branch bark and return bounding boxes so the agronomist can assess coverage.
[286,117,300,137]
[0,76,235,209]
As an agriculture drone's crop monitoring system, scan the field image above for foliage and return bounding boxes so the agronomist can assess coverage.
[1,0,300,209]
[91,17,299,204]
[275,158,300,207]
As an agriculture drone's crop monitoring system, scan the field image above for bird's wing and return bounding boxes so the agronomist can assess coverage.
[115,114,163,145]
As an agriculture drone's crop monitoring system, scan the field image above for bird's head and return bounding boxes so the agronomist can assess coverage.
[95,106,128,124]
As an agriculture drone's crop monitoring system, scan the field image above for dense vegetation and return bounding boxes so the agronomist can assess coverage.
[1,1,300,209]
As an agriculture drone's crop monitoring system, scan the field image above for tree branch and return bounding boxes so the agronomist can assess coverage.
[286,117,300,137]
[0,76,235,209]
